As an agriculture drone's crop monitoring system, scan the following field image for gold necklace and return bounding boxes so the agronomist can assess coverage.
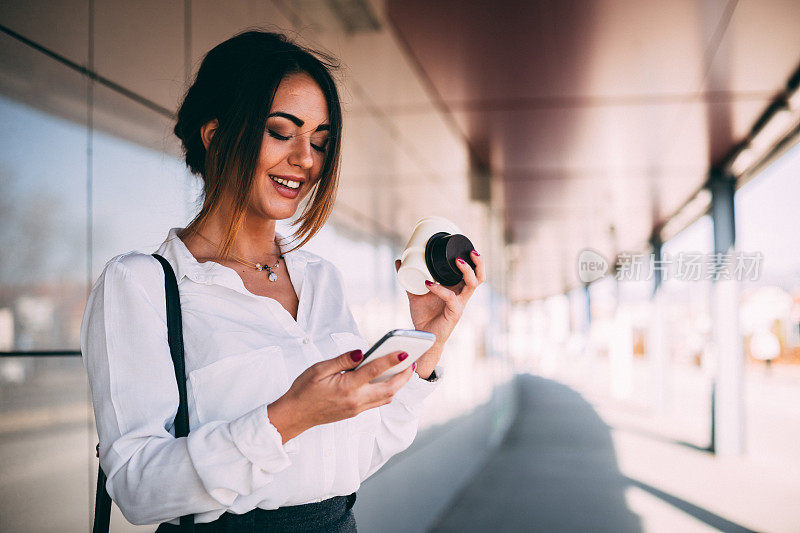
[197,233,284,282]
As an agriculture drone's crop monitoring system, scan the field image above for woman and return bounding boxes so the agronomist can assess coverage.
[81,30,485,531]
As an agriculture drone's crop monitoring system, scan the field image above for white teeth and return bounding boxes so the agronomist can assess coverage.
[270,176,300,189]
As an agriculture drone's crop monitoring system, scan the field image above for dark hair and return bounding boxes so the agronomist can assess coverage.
[173,29,342,256]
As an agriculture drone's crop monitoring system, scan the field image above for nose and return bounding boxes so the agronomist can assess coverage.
[287,135,314,170]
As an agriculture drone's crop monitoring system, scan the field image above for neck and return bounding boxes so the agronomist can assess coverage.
[196,204,282,262]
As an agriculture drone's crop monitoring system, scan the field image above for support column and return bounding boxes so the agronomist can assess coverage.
[651,235,664,292]
[581,283,595,378]
[710,171,745,456]
[583,283,591,330]
[648,235,669,413]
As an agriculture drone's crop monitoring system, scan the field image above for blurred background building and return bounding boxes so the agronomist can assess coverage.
[1,1,799,532]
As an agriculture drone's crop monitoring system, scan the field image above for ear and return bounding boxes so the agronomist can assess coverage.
[200,118,219,150]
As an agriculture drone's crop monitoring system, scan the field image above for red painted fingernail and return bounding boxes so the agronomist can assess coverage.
[398,352,408,361]
[425,280,433,286]
[349,349,363,362]
[412,362,417,372]
[471,250,480,256]
[457,257,465,264]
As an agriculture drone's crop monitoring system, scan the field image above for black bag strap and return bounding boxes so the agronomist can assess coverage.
[153,253,192,442]
[93,464,111,532]
[93,254,194,532]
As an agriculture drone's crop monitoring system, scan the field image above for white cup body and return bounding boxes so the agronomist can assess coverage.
[397,216,461,295]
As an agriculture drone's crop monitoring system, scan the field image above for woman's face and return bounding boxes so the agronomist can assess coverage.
[249,71,330,221]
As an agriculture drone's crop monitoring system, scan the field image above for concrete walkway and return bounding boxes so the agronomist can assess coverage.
[429,374,772,533]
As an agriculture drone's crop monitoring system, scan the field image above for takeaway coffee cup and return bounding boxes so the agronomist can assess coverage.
[397,216,477,295]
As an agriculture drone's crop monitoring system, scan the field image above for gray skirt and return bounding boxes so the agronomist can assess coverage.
[155,493,357,532]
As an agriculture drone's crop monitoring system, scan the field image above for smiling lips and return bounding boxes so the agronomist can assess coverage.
[270,175,303,189]
[269,174,305,199]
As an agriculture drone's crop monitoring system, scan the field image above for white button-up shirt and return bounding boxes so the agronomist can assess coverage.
[81,227,441,526]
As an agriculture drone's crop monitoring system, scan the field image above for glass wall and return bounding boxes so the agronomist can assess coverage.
[734,142,800,465]
[0,35,89,353]
[0,16,95,532]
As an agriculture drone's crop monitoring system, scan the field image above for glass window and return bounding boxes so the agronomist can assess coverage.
[0,31,88,352]
[90,84,195,278]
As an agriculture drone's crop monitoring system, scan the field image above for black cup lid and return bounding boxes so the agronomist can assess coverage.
[425,232,476,285]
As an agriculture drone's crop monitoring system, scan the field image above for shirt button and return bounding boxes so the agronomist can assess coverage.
[302,337,311,344]
[324,449,332,457]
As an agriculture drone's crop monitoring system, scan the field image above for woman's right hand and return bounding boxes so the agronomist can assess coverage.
[267,349,415,444]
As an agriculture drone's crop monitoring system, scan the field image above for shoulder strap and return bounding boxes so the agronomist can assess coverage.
[93,254,194,532]
[92,467,111,532]
[152,254,191,439]
[152,253,195,531]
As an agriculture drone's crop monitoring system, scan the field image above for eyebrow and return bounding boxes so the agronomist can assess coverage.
[268,112,330,132]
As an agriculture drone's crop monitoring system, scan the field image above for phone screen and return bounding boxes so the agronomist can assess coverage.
[352,329,436,382]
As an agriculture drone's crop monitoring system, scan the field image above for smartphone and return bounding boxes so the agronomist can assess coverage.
[353,329,436,382]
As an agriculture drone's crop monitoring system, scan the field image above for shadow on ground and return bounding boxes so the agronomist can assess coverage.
[430,374,642,532]
[432,375,641,532]
[430,374,760,533]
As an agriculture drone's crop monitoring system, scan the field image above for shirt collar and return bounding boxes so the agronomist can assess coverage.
[154,227,320,288]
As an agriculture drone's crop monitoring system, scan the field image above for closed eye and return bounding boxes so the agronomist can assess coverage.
[267,129,291,141]
[268,129,326,153]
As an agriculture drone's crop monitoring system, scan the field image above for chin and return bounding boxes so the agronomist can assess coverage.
[267,204,299,220]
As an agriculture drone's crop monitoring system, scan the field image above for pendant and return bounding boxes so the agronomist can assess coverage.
[268,271,278,282]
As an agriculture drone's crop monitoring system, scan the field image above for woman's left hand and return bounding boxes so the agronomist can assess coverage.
[394,249,486,379]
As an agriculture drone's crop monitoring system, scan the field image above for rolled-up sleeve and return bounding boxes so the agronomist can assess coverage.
[81,257,291,525]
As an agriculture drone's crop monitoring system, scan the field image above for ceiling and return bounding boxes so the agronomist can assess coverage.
[386,0,800,299]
